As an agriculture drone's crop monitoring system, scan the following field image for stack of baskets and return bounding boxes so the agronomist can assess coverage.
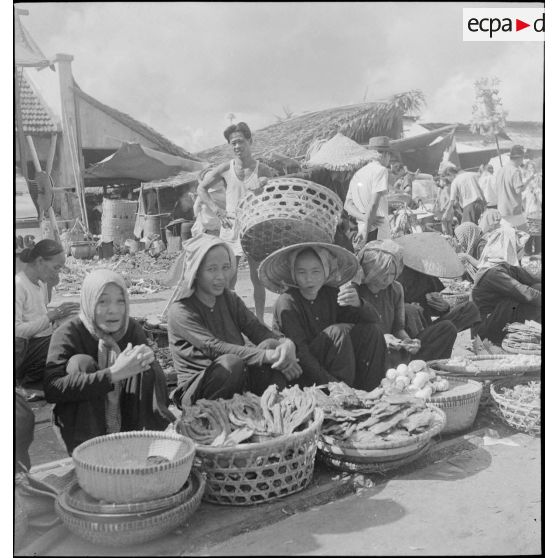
[101,199,138,247]
[55,431,203,547]
[317,406,446,474]
[195,409,323,506]
[490,377,540,436]
[428,355,541,408]
[237,178,342,262]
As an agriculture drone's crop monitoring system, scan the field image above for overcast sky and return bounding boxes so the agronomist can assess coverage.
[19,2,544,153]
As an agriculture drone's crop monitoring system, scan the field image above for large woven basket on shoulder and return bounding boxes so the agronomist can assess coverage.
[490,378,540,436]
[194,408,324,506]
[55,469,205,547]
[237,178,342,262]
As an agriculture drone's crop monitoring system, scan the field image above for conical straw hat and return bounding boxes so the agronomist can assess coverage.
[394,232,464,278]
[306,133,377,172]
[258,242,359,294]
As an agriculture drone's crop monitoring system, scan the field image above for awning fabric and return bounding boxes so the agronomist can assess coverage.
[84,142,208,181]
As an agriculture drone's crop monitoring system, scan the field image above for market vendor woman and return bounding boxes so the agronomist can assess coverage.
[263,242,387,391]
[15,240,79,392]
[356,240,457,365]
[44,269,174,454]
[168,234,301,409]
[197,122,276,322]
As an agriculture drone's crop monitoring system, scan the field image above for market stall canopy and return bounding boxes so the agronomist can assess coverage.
[139,170,201,191]
[84,142,208,182]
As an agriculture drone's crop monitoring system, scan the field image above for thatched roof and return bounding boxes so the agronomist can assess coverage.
[197,92,424,164]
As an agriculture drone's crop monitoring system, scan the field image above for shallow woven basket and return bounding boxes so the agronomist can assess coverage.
[55,469,205,547]
[318,406,446,462]
[195,409,324,506]
[318,440,433,474]
[440,291,470,308]
[501,339,541,356]
[427,378,482,434]
[490,378,540,436]
[237,178,342,262]
[72,431,195,504]
[428,355,540,377]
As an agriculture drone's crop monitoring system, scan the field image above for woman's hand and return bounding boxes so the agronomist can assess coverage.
[110,343,154,381]
[337,284,361,307]
[384,333,402,349]
[47,302,80,322]
[426,292,450,313]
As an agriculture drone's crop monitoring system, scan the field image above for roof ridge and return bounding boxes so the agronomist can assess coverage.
[72,82,202,160]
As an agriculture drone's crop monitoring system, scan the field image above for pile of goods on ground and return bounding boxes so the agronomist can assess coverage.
[380,360,450,399]
[316,381,442,445]
[502,321,541,355]
[57,252,181,295]
[176,385,317,447]
[439,279,471,295]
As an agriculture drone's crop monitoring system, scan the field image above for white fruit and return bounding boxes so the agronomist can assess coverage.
[396,364,408,377]
[386,368,397,381]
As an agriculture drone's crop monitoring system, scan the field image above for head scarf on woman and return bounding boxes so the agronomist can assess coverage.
[357,239,404,287]
[79,269,131,433]
[454,222,482,256]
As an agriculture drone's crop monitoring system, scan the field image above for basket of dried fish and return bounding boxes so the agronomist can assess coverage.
[501,321,541,356]
[175,386,323,506]
[315,383,446,469]
[490,378,540,436]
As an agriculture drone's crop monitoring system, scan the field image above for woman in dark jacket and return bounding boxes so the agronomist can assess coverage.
[44,269,174,454]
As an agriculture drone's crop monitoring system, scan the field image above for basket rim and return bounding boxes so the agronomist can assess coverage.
[428,356,540,376]
[320,405,446,450]
[72,430,195,475]
[195,408,324,455]
[427,377,483,404]
[501,339,541,355]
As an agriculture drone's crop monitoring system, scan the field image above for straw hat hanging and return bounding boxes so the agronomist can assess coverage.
[306,133,377,172]
[258,241,359,294]
[394,232,465,278]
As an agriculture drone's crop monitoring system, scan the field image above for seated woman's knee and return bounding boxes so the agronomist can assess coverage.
[213,354,245,378]
[66,354,98,375]
[322,323,353,343]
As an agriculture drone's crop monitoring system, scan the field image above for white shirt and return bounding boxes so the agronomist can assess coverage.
[15,271,51,339]
[345,160,390,239]
[479,172,498,206]
[449,172,483,209]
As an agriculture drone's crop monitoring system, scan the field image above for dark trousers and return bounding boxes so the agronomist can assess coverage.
[15,336,51,388]
[178,354,288,408]
[442,301,481,333]
[15,391,35,472]
[306,322,387,391]
[477,300,541,345]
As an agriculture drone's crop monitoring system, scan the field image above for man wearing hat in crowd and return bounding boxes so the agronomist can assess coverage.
[344,136,392,246]
[442,165,486,226]
[496,145,538,230]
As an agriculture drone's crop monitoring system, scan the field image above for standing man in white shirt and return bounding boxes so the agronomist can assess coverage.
[344,136,392,246]
[442,166,486,225]
[478,164,498,209]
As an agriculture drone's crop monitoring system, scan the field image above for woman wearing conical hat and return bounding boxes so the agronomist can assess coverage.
[261,242,387,390]
[168,234,301,409]
[356,240,457,367]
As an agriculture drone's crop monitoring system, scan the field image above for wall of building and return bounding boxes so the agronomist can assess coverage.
[78,98,161,150]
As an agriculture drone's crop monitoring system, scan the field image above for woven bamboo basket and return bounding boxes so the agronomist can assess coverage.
[194,408,323,506]
[428,355,540,377]
[70,240,97,260]
[101,199,138,246]
[237,178,342,262]
[501,339,541,356]
[72,431,195,503]
[440,291,471,308]
[318,440,434,474]
[55,469,205,547]
[427,378,482,434]
[318,406,445,462]
[490,378,540,436]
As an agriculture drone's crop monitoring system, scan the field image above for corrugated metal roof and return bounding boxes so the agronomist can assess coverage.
[15,69,60,135]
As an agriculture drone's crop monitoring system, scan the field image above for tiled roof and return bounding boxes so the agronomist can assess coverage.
[73,84,203,161]
[15,69,60,135]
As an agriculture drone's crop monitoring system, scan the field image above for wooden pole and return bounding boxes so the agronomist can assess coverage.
[494,133,503,166]
[46,133,57,175]
[14,69,29,181]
